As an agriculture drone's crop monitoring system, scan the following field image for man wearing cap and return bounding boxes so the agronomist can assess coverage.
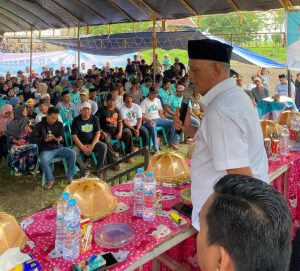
[173,39,268,231]
[96,93,134,161]
[275,74,295,97]
[174,57,186,77]
[251,77,270,106]
[141,86,179,151]
[72,102,107,177]
[25,98,37,127]
[163,53,171,72]
[74,86,98,116]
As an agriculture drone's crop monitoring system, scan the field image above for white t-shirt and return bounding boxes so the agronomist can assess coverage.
[121,103,142,127]
[191,77,269,231]
[35,112,63,124]
[140,97,162,120]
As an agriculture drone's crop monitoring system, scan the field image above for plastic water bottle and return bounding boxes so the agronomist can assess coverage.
[290,115,299,149]
[142,172,156,222]
[133,168,145,217]
[63,199,81,261]
[280,125,289,156]
[55,192,70,253]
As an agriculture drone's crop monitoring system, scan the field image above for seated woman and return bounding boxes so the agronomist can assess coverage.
[7,105,38,175]
[0,104,13,166]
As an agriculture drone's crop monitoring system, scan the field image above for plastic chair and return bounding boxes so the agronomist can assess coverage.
[0,99,9,109]
[34,156,68,187]
[149,126,168,148]
[110,139,125,155]
[60,109,75,123]
[133,136,143,149]
[63,120,73,147]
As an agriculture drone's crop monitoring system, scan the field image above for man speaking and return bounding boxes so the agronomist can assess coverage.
[174,39,268,230]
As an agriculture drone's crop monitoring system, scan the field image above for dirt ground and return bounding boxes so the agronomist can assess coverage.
[231,62,289,95]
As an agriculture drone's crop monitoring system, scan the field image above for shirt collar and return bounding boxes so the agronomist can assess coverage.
[200,77,235,108]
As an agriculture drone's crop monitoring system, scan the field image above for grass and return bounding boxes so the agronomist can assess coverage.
[139,46,286,66]
[0,144,188,222]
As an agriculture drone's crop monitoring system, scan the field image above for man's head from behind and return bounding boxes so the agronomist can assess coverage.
[197,174,292,271]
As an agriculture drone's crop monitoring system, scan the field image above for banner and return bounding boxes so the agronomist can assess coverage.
[287,10,300,71]
[0,50,135,76]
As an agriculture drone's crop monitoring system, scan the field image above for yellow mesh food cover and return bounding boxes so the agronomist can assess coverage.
[260,120,281,139]
[148,152,190,186]
[0,212,28,255]
[64,178,118,219]
[278,111,300,129]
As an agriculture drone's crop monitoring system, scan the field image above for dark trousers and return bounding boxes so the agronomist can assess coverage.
[0,135,7,158]
[73,141,107,173]
[105,128,133,155]
[133,125,149,147]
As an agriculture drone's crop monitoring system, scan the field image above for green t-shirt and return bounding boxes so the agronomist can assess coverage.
[158,88,173,106]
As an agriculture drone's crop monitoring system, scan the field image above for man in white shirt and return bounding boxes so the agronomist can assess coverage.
[274,74,295,98]
[121,93,149,150]
[174,39,269,231]
[141,87,179,152]
[35,99,63,124]
[74,87,98,116]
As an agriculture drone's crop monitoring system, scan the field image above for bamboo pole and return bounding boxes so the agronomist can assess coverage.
[29,26,33,77]
[77,20,80,76]
[152,13,157,87]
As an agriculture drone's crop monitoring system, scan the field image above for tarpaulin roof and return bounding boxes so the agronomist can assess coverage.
[41,30,286,68]
[0,0,296,34]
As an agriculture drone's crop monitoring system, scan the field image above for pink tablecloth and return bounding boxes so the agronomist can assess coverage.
[22,182,199,271]
[23,151,300,270]
[269,151,300,230]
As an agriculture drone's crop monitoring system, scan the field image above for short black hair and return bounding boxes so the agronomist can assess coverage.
[162,78,171,85]
[47,106,59,115]
[61,90,69,97]
[206,174,292,271]
[144,77,153,83]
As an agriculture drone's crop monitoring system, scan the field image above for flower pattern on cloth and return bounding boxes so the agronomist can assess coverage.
[22,151,300,270]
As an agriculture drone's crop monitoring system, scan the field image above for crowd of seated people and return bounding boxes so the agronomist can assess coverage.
[1,54,297,185]
[0,55,203,187]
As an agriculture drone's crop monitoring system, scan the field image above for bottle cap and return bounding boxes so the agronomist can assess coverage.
[61,192,70,200]
[57,216,63,221]
[137,168,144,173]
[146,171,154,177]
[69,199,77,206]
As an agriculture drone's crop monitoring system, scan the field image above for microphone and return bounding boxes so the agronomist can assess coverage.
[176,84,194,134]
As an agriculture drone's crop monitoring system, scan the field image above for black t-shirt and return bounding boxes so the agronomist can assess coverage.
[71,115,100,145]
[96,107,121,136]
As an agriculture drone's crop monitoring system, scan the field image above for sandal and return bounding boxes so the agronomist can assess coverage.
[44,181,55,190]
[126,158,135,163]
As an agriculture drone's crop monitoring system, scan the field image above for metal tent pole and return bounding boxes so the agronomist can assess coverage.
[285,0,291,97]
[29,26,33,77]
[77,20,81,77]
[152,13,157,87]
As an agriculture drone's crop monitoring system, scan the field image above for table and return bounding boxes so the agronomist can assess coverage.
[22,151,300,271]
[257,96,297,121]
[22,182,197,271]
[269,151,300,232]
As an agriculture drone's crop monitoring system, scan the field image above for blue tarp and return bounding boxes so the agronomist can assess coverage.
[42,30,286,69]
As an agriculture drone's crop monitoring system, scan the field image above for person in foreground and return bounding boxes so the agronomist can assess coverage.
[173,39,269,231]
[197,174,292,271]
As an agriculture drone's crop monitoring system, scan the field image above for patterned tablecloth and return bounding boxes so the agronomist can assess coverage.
[269,151,300,231]
[21,182,199,271]
[22,151,300,271]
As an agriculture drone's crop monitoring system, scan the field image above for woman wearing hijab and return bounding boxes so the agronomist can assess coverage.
[0,104,13,165]
[7,105,38,175]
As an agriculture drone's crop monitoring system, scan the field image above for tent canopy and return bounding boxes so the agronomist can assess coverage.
[41,30,286,68]
[0,0,296,34]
